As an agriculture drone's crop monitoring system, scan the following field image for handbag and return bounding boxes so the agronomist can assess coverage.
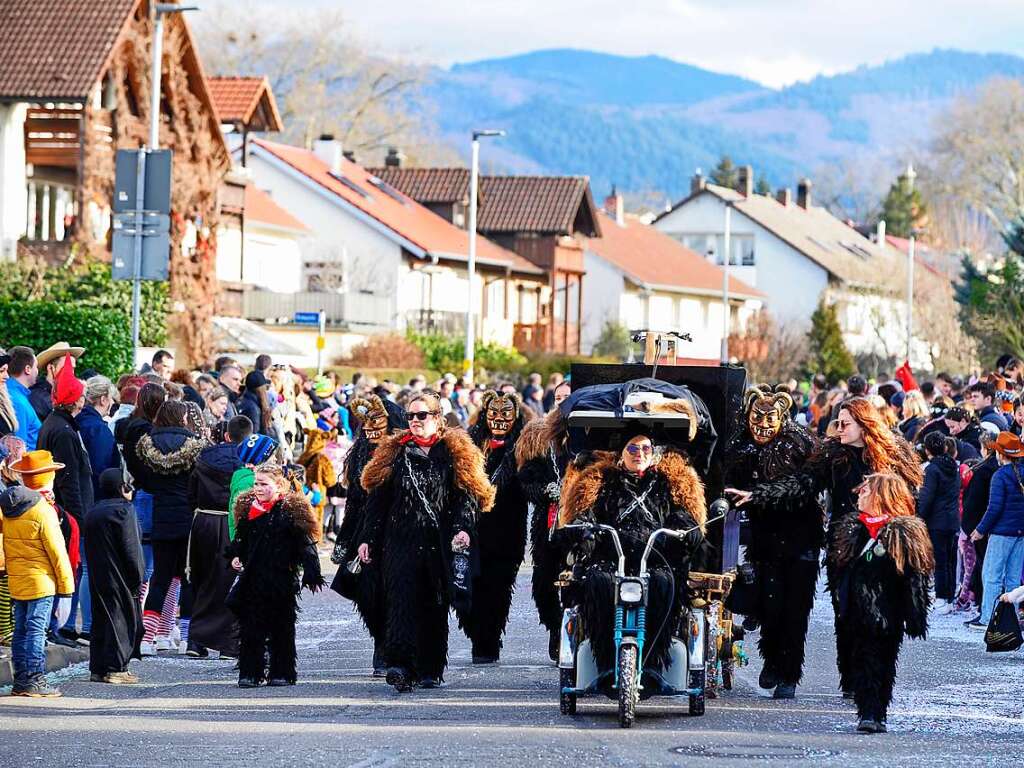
[224,572,245,614]
[984,600,1024,653]
[724,561,758,617]
[329,555,364,602]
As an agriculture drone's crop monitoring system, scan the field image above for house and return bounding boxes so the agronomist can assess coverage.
[584,194,763,360]
[207,76,283,166]
[369,163,602,354]
[655,169,921,366]
[0,0,231,362]
[242,137,547,362]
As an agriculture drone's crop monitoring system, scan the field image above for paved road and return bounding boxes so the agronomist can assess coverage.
[2,554,1022,767]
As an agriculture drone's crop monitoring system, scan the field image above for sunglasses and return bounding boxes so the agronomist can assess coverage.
[407,410,436,421]
[625,444,653,456]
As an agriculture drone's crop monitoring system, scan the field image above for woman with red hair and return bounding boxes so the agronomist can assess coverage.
[728,397,923,701]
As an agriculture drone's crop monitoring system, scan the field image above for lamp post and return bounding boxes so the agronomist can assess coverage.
[464,129,505,383]
[720,202,732,364]
[904,162,917,364]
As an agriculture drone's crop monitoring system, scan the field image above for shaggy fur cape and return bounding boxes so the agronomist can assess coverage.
[515,409,565,470]
[362,428,495,514]
[232,489,321,544]
[831,514,935,578]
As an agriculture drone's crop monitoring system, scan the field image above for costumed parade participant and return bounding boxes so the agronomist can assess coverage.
[728,397,922,700]
[516,405,572,660]
[297,426,337,533]
[724,385,822,699]
[356,392,494,692]
[556,430,705,674]
[84,468,145,684]
[462,391,531,664]
[330,393,406,676]
[229,463,324,688]
[832,473,933,733]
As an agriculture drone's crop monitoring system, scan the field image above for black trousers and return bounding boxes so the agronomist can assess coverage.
[383,552,449,681]
[755,554,819,685]
[238,600,297,683]
[464,553,521,658]
[929,529,957,602]
[143,537,194,619]
[848,630,903,722]
[970,536,988,604]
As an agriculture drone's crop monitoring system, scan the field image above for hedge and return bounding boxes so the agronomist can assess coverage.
[0,300,133,378]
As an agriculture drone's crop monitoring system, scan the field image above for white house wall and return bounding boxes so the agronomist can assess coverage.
[0,102,28,261]
[581,251,627,352]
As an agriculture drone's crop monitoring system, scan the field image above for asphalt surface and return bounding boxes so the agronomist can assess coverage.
[2,550,1022,768]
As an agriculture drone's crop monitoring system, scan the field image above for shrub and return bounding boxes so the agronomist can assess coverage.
[0,300,133,377]
[407,332,527,376]
[592,320,633,360]
[342,333,425,369]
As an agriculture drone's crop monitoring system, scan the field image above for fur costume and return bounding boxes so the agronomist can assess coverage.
[229,490,324,685]
[558,450,705,672]
[298,428,337,523]
[360,428,492,686]
[460,392,531,661]
[516,409,571,649]
[830,514,933,724]
[725,385,823,689]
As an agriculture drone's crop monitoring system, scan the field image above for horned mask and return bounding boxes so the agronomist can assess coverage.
[482,391,519,437]
[744,385,793,445]
[349,395,389,443]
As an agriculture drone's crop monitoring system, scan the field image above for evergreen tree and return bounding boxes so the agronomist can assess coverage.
[878,172,925,238]
[806,298,855,384]
[593,320,633,360]
[710,155,738,188]
[755,176,772,196]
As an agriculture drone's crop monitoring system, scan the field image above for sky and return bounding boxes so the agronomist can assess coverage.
[206,0,1024,88]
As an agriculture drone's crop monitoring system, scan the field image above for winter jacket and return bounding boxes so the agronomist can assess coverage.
[115,416,153,488]
[916,455,960,532]
[0,486,75,600]
[976,462,1024,537]
[957,422,983,453]
[37,407,94,524]
[226,467,254,541]
[136,426,206,540]
[237,390,269,437]
[962,454,998,535]
[28,378,52,423]
[76,404,121,498]
[188,442,243,513]
[109,403,134,436]
[977,405,1009,433]
[899,416,923,443]
[7,378,40,450]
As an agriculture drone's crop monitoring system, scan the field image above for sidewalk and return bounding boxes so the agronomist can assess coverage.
[0,643,89,686]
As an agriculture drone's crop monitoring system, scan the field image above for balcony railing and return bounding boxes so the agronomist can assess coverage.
[241,289,392,330]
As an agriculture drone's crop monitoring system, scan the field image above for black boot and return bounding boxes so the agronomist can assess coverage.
[385,667,414,693]
[372,646,386,677]
[548,629,560,663]
[238,677,261,688]
[772,683,796,699]
[758,667,780,690]
[856,718,887,734]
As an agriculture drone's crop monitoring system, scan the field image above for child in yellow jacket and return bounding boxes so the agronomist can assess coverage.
[0,485,74,697]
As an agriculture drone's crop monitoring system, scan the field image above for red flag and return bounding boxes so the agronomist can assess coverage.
[895,360,918,392]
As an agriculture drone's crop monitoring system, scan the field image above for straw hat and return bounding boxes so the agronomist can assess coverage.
[992,431,1024,459]
[9,450,65,490]
[35,342,85,370]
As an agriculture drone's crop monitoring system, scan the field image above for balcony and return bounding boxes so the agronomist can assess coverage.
[235,289,393,330]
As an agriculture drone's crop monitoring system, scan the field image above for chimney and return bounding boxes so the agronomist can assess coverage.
[797,178,812,209]
[690,169,706,196]
[313,134,343,174]
[385,147,405,168]
[776,188,791,207]
[737,165,753,197]
[876,219,886,246]
[604,186,625,226]
[342,149,357,163]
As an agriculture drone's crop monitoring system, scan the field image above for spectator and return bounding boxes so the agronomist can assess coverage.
[967,382,1009,432]
[959,432,998,627]
[218,364,243,419]
[552,381,572,409]
[971,432,1024,628]
[542,372,564,412]
[29,343,84,423]
[255,354,272,373]
[899,390,930,443]
[149,350,175,381]
[816,375,866,436]
[943,406,982,458]
[37,357,93,528]
[0,350,17,438]
[919,381,936,406]
[171,369,204,410]
[935,372,954,400]
[1011,398,1024,438]
[521,372,545,418]
[110,378,144,435]
[78,377,121,497]
[194,373,217,401]
[0,484,74,697]
[6,346,41,449]
[203,385,230,431]
[917,432,960,615]
[239,371,273,437]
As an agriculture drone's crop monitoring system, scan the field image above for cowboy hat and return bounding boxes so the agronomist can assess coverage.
[36,342,85,370]
[992,431,1024,459]
[9,449,66,475]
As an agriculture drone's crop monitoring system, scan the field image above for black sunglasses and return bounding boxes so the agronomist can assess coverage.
[407,410,436,421]
[625,444,653,456]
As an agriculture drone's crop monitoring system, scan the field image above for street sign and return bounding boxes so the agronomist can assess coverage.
[112,212,170,281]
[294,312,320,325]
[113,149,172,213]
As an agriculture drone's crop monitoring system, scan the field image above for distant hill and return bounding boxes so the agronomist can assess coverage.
[424,48,1024,202]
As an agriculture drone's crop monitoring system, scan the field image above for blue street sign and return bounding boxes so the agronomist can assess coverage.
[294,312,320,325]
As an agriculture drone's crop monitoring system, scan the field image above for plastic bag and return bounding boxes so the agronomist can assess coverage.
[984,601,1023,653]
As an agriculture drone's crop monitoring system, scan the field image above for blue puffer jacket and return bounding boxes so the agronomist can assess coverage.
[976,462,1024,537]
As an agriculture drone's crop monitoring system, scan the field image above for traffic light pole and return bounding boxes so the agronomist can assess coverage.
[131,149,147,361]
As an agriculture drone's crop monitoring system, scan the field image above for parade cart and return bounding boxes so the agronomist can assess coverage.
[555,334,747,727]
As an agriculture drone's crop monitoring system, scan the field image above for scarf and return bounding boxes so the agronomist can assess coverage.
[489,438,506,450]
[858,511,890,540]
[400,433,439,449]
[248,494,278,521]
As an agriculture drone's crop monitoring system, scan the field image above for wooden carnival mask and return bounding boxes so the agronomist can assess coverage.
[349,395,389,443]
[482,391,519,437]
[744,385,793,445]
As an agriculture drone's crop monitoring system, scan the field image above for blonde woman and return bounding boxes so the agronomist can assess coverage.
[899,390,930,442]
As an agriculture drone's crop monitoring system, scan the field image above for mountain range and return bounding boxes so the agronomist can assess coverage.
[423,48,1024,205]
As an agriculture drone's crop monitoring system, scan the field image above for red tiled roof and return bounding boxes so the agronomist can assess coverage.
[208,76,282,131]
[0,0,138,100]
[250,139,543,276]
[244,185,307,233]
[587,210,762,299]
[368,167,470,204]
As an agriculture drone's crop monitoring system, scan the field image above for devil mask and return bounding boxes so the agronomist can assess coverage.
[482,391,519,437]
[744,385,793,445]
[349,395,389,443]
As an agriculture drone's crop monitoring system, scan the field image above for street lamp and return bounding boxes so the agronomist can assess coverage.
[904,162,917,364]
[464,129,505,382]
[720,201,732,364]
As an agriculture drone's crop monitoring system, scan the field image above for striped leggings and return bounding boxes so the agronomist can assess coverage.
[0,574,12,643]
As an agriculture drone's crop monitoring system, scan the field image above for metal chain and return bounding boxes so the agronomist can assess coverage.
[403,450,440,529]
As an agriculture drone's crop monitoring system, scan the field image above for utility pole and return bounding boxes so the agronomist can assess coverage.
[720,203,732,364]
[905,162,917,364]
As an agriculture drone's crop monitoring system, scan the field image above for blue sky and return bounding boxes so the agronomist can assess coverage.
[205,0,1024,88]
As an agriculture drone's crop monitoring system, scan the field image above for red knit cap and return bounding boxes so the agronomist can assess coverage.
[52,353,84,406]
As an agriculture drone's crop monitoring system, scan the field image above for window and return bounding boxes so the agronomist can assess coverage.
[328,171,372,200]
[25,181,75,241]
[368,176,408,205]
[676,232,754,266]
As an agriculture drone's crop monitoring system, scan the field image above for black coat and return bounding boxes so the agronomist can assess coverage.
[962,454,998,535]
[29,378,52,423]
[188,442,242,512]
[917,454,960,532]
[116,417,153,489]
[37,407,93,524]
[84,486,145,675]
[136,426,206,540]
[237,390,270,436]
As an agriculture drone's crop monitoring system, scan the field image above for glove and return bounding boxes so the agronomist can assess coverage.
[54,596,72,628]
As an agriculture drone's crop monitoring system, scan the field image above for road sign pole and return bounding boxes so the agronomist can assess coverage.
[131,149,148,365]
[317,309,326,375]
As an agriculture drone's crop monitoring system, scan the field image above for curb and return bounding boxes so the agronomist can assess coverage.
[0,643,90,686]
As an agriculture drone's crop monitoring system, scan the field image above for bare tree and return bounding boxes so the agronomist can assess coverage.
[735,311,810,384]
[810,155,892,224]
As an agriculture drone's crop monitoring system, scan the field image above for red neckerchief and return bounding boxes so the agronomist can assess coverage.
[489,438,506,450]
[248,495,278,521]
[400,433,439,448]
[858,511,890,540]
